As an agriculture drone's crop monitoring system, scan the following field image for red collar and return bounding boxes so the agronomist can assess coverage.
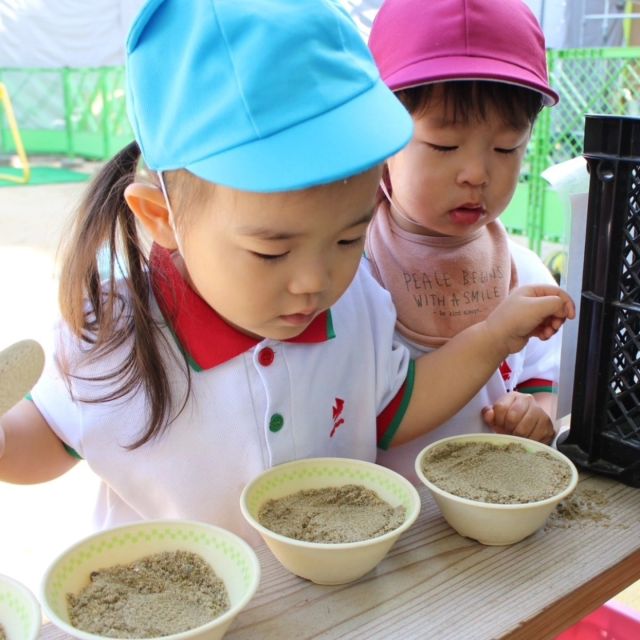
[150,244,335,370]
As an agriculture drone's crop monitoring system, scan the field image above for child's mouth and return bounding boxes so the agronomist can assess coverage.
[280,311,317,326]
[449,206,485,225]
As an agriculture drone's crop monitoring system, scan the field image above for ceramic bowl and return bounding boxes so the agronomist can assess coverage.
[0,573,41,640]
[240,457,420,585]
[41,520,260,640]
[415,433,579,546]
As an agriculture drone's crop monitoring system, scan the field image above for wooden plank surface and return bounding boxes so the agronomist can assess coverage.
[39,473,640,640]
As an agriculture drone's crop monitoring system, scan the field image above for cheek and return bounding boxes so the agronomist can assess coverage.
[498,160,522,195]
[324,249,361,301]
[182,238,245,304]
[390,150,439,196]
[488,166,521,215]
[343,251,364,282]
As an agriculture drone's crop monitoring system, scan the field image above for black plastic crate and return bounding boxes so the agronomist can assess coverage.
[557,114,640,487]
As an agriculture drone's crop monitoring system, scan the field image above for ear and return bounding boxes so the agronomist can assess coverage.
[124,183,179,250]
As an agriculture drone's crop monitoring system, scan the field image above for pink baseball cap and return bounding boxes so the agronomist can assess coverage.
[369,0,559,106]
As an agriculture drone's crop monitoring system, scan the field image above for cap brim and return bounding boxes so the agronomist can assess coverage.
[186,79,413,193]
[385,56,559,107]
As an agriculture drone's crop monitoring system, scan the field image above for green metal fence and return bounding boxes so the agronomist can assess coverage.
[502,46,640,254]
[0,66,132,161]
[2,48,640,254]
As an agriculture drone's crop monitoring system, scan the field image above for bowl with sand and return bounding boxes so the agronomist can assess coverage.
[41,520,260,640]
[240,457,421,585]
[0,574,41,640]
[415,433,579,546]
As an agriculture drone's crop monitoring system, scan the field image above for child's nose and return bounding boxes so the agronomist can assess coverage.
[456,156,489,187]
[288,258,330,296]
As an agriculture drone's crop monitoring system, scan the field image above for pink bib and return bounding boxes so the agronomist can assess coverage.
[366,204,518,348]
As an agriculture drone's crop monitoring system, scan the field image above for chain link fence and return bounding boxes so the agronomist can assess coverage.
[0,67,132,161]
[503,47,640,254]
[1,48,640,255]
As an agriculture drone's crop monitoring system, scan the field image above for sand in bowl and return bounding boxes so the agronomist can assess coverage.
[67,550,230,638]
[422,441,572,504]
[258,484,406,543]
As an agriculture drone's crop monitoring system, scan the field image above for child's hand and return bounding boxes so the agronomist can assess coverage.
[482,392,555,444]
[485,284,575,356]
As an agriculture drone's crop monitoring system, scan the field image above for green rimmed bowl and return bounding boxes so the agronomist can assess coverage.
[0,574,41,640]
[41,520,260,640]
[240,457,421,585]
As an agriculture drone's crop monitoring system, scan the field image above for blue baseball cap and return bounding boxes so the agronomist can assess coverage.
[126,0,413,193]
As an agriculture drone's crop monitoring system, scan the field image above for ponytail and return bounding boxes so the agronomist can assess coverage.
[58,141,189,448]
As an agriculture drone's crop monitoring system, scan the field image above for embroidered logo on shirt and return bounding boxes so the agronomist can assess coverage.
[499,360,512,382]
[330,397,345,437]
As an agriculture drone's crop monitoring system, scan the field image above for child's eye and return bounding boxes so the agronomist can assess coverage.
[338,236,365,247]
[495,146,519,154]
[428,143,457,152]
[251,251,289,262]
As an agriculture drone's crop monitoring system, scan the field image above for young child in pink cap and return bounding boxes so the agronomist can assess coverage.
[367,0,564,481]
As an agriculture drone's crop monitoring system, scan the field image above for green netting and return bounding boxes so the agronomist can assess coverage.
[1,49,640,254]
[0,166,89,187]
[524,47,640,254]
[0,66,132,160]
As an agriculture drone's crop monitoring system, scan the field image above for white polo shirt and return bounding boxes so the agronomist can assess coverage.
[375,239,561,483]
[30,246,413,544]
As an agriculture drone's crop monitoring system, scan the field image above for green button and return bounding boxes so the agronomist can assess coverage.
[269,413,284,432]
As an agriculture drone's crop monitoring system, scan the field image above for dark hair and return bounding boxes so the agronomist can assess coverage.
[396,80,544,129]
[57,141,190,449]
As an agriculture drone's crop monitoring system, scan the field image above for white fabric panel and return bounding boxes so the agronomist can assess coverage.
[0,0,145,67]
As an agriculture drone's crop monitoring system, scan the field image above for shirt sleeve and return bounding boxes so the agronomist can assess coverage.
[516,377,555,394]
[509,240,562,393]
[29,320,87,457]
[376,359,415,449]
[355,262,415,449]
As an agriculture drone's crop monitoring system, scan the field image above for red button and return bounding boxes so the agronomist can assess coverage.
[258,347,275,366]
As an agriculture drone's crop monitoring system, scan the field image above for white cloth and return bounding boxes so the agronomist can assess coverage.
[30,262,411,545]
[0,1,145,67]
[374,239,562,483]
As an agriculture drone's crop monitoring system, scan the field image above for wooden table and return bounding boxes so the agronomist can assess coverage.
[39,473,640,640]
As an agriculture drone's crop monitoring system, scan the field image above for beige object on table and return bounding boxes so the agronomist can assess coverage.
[0,339,45,417]
[240,457,421,585]
[0,573,41,640]
[41,520,260,640]
[39,472,640,640]
[415,433,579,545]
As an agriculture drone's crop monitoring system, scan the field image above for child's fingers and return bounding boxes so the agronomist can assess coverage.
[532,295,574,321]
[526,418,555,444]
[522,294,575,341]
[518,283,574,306]
[510,408,555,443]
[481,406,495,427]
[482,407,509,435]
[513,285,576,320]
[483,393,555,443]
[531,308,571,340]
[484,394,521,430]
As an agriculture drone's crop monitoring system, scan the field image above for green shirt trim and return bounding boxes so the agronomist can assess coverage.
[326,310,336,340]
[63,443,83,460]
[378,359,415,450]
[518,386,555,395]
[25,392,84,460]
[166,324,202,372]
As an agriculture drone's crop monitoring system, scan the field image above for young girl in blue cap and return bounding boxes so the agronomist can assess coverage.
[367,0,567,481]
[0,0,573,542]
